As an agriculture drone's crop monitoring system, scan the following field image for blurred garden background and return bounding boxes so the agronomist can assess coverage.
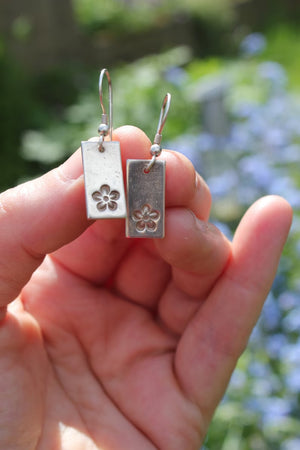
[1,0,300,448]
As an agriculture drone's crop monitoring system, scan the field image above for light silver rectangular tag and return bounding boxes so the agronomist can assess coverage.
[81,140,126,219]
[126,159,165,238]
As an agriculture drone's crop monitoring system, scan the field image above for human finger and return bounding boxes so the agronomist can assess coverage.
[0,150,89,310]
[157,208,231,284]
[175,196,292,428]
[155,208,231,334]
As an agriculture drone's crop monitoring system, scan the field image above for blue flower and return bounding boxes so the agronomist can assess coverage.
[265,333,288,358]
[164,66,188,86]
[238,154,276,190]
[261,293,281,331]
[278,291,299,312]
[258,61,288,90]
[240,33,267,56]
[269,177,300,208]
[229,369,247,390]
[230,123,252,152]
[282,438,300,450]
[206,170,238,199]
[285,369,300,393]
[169,134,204,169]
[261,397,292,426]
[248,361,270,378]
[281,341,300,365]
[264,127,288,149]
[283,309,300,333]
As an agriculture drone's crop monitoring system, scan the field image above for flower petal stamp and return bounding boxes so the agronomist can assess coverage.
[92,184,120,212]
[132,203,160,233]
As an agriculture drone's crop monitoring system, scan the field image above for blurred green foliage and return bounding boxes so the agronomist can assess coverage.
[0,52,35,189]
[72,0,241,34]
[261,24,300,90]
[0,52,86,189]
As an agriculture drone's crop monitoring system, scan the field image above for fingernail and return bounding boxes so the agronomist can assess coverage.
[59,137,101,181]
[59,149,83,181]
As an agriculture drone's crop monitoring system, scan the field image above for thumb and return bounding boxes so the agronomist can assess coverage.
[0,149,88,315]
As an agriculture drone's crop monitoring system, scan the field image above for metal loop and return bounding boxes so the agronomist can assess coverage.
[144,155,156,173]
[98,68,113,141]
[98,134,105,152]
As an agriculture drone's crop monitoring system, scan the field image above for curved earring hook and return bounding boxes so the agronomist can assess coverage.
[156,92,171,137]
[145,93,171,172]
[98,68,113,142]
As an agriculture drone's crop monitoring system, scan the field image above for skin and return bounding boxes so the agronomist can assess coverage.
[0,126,293,449]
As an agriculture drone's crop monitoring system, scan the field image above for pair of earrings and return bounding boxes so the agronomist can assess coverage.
[81,68,171,239]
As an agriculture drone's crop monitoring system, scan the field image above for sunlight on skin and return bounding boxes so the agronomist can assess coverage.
[59,423,99,450]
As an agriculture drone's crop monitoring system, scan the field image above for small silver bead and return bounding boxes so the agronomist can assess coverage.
[98,123,109,135]
[150,143,161,156]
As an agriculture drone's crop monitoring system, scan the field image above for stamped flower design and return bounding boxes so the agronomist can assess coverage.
[132,204,160,232]
[92,184,120,212]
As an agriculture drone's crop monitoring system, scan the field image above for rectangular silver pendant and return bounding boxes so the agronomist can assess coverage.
[126,159,165,238]
[81,140,126,219]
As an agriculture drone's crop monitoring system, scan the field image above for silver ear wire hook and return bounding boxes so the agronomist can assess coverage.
[145,93,171,172]
[156,92,171,136]
[98,68,113,151]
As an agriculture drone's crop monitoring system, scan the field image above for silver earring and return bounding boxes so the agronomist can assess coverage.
[81,68,126,219]
[126,93,171,238]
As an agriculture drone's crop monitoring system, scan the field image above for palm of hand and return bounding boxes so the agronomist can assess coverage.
[0,127,291,450]
[5,240,206,450]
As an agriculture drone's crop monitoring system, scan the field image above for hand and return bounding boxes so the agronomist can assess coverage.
[0,126,292,450]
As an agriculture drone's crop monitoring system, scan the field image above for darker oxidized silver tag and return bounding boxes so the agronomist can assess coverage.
[126,159,165,238]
